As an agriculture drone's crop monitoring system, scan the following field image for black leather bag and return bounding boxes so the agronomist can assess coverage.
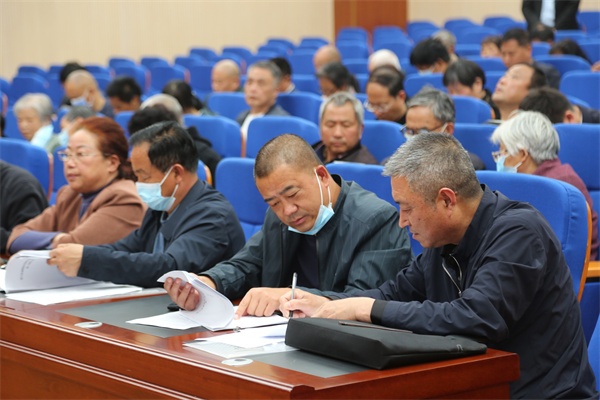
[285,318,487,370]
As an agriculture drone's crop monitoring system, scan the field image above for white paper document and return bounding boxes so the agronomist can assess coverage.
[127,271,288,331]
[5,282,143,305]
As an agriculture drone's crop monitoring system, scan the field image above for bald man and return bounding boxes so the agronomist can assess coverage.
[211,60,241,92]
[313,45,341,73]
[64,70,113,118]
[368,49,402,72]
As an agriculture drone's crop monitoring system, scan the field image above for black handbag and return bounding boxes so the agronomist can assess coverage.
[285,318,487,370]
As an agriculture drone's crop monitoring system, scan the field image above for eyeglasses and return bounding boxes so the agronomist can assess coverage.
[363,99,394,113]
[491,150,509,163]
[400,122,448,138]
[57,150,104,162]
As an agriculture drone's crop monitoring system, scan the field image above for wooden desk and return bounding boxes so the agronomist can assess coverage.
[0,295,520,399]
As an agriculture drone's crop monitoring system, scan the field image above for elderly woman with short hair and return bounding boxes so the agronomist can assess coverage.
[13,93,55,150]
[491,110,598,259]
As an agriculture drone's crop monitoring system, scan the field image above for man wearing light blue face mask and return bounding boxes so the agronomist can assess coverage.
[409,38,450,75]
[164,134,414,319]
[48,121,246,287]
[64,70,114,118]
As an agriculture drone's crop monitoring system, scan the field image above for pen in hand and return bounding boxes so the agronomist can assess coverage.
[289,272,297,318]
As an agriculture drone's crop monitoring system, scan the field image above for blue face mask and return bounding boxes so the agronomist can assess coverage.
[288,169,334,236]
[70,91,92,107]
[495,155,521,173]
[136,166,179,211]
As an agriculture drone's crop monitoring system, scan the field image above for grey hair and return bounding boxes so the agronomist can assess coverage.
[383,132,481,204]
[64,106,96,122]
[490,110,559,164]
[248,60,282,87]
[141,94,183,124]
[13,93,53,123]
[318,92,364,127]
[406,87,455,123]
[432,29,457,47]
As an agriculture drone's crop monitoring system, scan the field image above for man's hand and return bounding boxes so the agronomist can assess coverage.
[311,297,375,323]
[279,288,330,318]
[163,274,215,311]
[234,287,290,319]
[48,244,84,277]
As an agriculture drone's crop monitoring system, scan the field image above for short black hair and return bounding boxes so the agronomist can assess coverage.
[270,57,292,76]
[519,87,572,123]
[128,105,178,136]
[530,26,555,43]
[409,38,450,66]
[524,63,548,89]
[550,39,592,64]
[443,59,486,87]
[368,65,405,96]
[60,62,86,84]
[129,121,199,173]
[316,62,360,92]
[162,80,204,111]
[106,76,142,103]
[501,28,530,47]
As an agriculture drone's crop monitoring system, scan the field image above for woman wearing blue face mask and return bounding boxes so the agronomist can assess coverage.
[7,117,146,255]
[490,110,598,260]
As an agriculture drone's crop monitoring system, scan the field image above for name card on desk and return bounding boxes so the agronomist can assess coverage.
[127,270,287,331]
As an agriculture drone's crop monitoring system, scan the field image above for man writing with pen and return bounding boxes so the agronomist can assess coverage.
[165,133,414,318]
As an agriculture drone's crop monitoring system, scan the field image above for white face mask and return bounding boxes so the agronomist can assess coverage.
[288,169,334,235]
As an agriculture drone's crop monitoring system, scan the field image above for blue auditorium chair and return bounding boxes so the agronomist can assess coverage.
[559,71,600,110]
[174,56,203,72]
[465,56,507,72]
[578,11,600,33]
[206,92,247,121]
[535,55,591,76]
[453,123,496,171]
[7,74,48,107]
[292,74,320,95]
[454,44,481,57]
[3,108,23,140]
[0,77,10,94]
[337,27,369,43]
[580,40,600,63]
[344,59,369,75]
[444,18,479,35]
[0,137,53,197]
[484,71,504,92]
[266,38,295,52]
[361,120,405,163]
[373,41,413,60]
[246,116,320,158]
[113,65,150,93]
[209,53,246,72]
[452,96,493,123]
[483,16,516,29]
[47,75,65,109]
[50,146,68,205]
[406,21,439,38]
[85,65,112,76]
[215,157,268,241]
[189,64,214,96]
[149,64,188,94]
[114,111,134,139]
[531,42,551,57]
[276,92,322,126]
[476,171,589,298]
[190,47,218,61]
[407,27,439,43]
[222,46,253,65]
[404,74,446,97]
[18,66,48,80]
[299,37,329,49]
[183,115,242,158]
[288,50,317,75]
[92,73,111,92]
[455,27,501,45]
[257,45,287,57]
[108,57,136,69]
[554,30,588,43]
[247,52,280,67]
[196,159,211,186]
[337,41,369,60]
[140,56,169,70]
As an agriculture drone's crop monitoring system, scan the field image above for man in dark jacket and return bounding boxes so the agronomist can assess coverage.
[312,92,378,165]
[48,122,245,287]
[165,134,413,319]
[282,132,598,399]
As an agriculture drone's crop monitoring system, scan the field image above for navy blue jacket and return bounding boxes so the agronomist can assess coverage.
[80,180,245,287]
[341,186,597,399]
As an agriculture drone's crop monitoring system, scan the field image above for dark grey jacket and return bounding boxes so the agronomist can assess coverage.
[235,104,290,125]
[202,176,414,299]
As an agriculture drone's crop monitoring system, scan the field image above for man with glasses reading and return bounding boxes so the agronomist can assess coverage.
[364,65,408,125]
[48,121,246,287]
[403,87,486,170]
[281,132,598,399]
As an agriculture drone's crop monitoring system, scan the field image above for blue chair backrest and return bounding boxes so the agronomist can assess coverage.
[183,115,242,158]
[353,93,376,121]
[483,16,516,29]
[373,41,413,60]
[247,52,280,67]
[149,65,188,93]
[299,37,329,48]
[404,74,446,97]
[108,57,136,69]
[406,21,439,37]
[257,45,288,57]
[476,171,588,297]
[215,157,268,241]
[7,74,48,107]
[209,54,245,71]
[559,71,600,110]
[337,41,369,60]
[196,159,207,182]
[206,92,247,121]
[292,74,320,95]
[266,38,296,51]
[580,40,600,64]
[535,55,591,76]
[222,46,253,64]
[47,75,65,109]
[276,92,322,126]
[452,95,493,123]
[0,137,52,196]
[140,56,169,69]
[484,71,504,92]
[18,66,48,80]
[588,315,600,392]
[3,108,24,140]
[578,11,600,32]
[114,111,134,139]
[190,47,217,61]
[113,65,149,93]
[361,120,405,163]
[344,59,369,75]
[337,27,369,42]
[444,18,479,34]
[453,123,497,171]
[531,42,551,57]
[554,30,587,43]
[51,146,68,205]
[288,50,316,75]
[174,56,203,71]
[189,64,215,94]
[454,44,481,57]
[455,27,502,44]
[246,116,320,158]
[465,56,507,72]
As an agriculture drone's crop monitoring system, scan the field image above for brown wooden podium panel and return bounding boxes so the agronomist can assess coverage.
[0,295,519,399]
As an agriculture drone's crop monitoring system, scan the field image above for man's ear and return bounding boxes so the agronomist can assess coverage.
[437,187,457,209]
[172,164,186,183]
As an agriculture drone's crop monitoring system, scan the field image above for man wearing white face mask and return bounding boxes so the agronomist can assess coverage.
[164,134,414,318]
[48,121,245,287]
[64,70,114,118]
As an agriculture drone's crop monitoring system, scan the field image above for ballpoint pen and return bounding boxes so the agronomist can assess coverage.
[289,272,297,318]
